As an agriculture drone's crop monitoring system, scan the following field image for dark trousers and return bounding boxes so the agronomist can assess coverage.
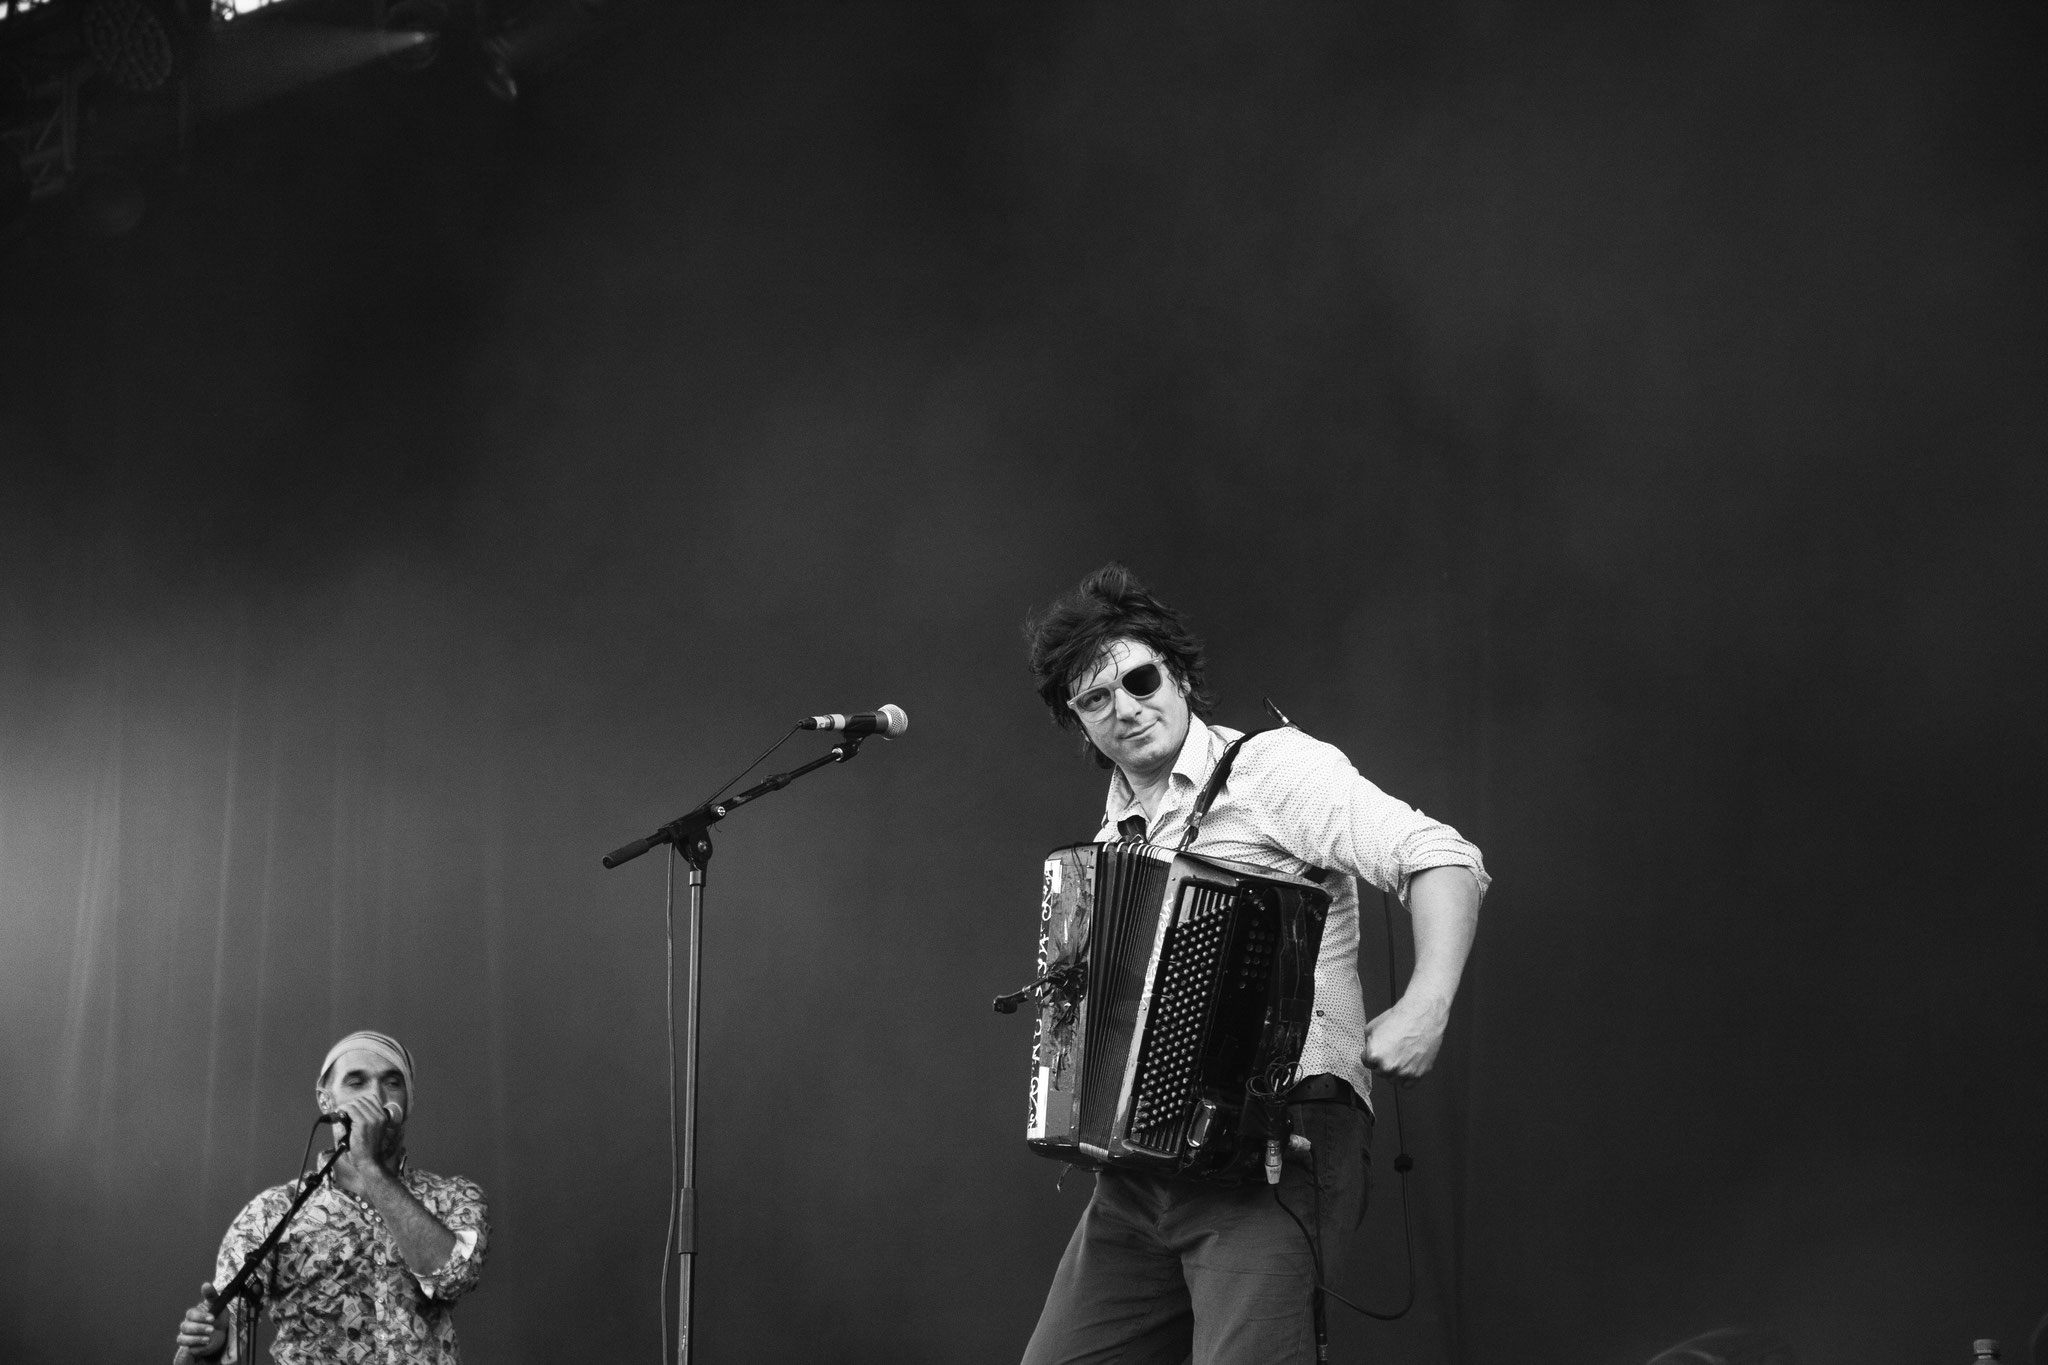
[1020,1095,1374,1365]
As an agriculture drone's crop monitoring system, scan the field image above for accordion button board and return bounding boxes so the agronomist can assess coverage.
[1022,840,1330,1183]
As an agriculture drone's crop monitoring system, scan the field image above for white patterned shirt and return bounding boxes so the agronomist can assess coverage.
[1095,719,1490,1104]
[212,1165,487,1364]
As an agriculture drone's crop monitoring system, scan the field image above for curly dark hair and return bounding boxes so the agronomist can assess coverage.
[1023,562,1216,768]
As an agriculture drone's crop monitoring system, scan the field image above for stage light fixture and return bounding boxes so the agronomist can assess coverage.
[478,0,609,103]
[80,0,185,92]
[481,33,516,101]
[379,0,446,73]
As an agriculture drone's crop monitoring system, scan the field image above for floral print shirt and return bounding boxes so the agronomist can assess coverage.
[212,1166,487,1364]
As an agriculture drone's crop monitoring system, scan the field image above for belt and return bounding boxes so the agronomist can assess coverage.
[1285,1074,1366,1111]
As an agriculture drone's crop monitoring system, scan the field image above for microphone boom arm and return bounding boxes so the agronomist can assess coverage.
[201,1126,354,1328]
[601,734,867,870]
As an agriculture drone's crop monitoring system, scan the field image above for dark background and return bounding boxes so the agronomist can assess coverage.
[2,2,2044,1361]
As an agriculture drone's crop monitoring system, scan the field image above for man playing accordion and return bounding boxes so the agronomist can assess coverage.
[1018,563,1488,1365]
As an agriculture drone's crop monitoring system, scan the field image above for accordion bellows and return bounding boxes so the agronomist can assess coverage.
[1024,840,1330,1181]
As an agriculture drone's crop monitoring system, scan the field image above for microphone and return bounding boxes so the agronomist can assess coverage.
[321,1102,405,1130]
[797,704,908,738]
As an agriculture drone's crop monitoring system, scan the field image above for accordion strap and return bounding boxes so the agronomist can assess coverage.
[1177,711,1286,854]
[1173,700,1332,884]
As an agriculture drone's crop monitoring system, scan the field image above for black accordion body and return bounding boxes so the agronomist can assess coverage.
[1021,839,1330,1182]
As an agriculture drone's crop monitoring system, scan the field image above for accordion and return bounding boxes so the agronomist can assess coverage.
[1007,839,1330,1182]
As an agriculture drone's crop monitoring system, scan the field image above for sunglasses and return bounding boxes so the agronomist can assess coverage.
[1068,660,1166,719]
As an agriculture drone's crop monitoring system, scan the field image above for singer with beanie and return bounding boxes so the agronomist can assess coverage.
[171,1031,489,1364]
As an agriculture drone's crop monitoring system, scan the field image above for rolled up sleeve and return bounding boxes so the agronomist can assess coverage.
[1256,728,1490,903]
[409,1175,489,1302]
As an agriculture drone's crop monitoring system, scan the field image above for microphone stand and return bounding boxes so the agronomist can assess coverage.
[179,1127,355,1363]
[602,731,870,1365]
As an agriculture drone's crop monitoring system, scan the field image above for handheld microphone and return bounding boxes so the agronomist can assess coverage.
[797,704,908,738]
[321,1102,405,1130]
